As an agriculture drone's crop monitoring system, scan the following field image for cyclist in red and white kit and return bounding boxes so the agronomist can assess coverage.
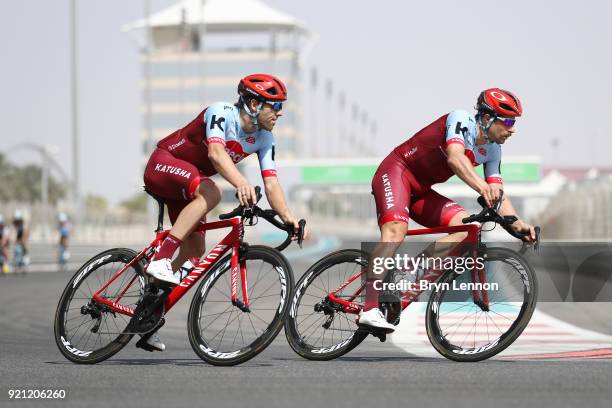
[141,74,308,351]
[360,88,537,332]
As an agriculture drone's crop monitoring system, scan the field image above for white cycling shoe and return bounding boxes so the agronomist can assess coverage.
[146,258,179,285]
[357,308,396,333]
[145,331,165,351]
[136,330,165,352]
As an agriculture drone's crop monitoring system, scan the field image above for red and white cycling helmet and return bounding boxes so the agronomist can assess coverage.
[476,88,522,117]
[238,74,287,102]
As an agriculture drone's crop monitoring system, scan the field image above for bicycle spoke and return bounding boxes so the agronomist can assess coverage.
[444,305,478,340]
[246,260,272,296]
[246,313,260,338]
[458,310,480,347]
[212,284,233,301]
[488,309,518,322]
[249,293,283,302]
[301,316,325,342]
[248,280,278,306]
[231,314,243,348]
[296,311,319,325]
[216,307,235,350]
[201,304,234,331]
[302,293,325,300]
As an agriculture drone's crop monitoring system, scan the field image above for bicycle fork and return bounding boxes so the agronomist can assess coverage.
[230,242,251,312]
[470,248,490,311]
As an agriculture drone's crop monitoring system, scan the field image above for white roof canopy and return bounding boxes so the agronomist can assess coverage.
[123,0,308,34]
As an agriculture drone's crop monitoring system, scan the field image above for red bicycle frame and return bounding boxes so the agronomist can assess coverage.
[327,223,484,313]
[91,217,249,318]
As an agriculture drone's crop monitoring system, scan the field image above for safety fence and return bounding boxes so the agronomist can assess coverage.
[538,175,612,239]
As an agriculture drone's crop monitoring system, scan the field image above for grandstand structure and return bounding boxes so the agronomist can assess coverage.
[123,0,312,167]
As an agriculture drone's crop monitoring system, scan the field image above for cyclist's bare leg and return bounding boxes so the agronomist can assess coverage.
[423,210,470,258]
[144,181,220,349]
[366,221,409,279]
[169,180,221,240]
[149,180,220,278]
[368,211,470,277]
[361,221,408,315]
[171,232,205,271]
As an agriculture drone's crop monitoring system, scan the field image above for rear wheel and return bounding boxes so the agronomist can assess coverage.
[54,248,146,364]
[285,249,369,361]
[425,247,538,362]
[187,245,293,366]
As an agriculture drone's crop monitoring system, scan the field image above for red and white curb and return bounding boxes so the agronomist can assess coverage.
[390,305,612,360]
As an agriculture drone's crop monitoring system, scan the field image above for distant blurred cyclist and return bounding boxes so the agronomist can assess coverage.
[141,73,309,352]
[12,210,29,273]
[58,213,70,270]
[0,215,10,274]
[361,88,537,332]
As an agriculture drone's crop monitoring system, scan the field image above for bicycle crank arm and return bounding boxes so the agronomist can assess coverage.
[127,286,171,334]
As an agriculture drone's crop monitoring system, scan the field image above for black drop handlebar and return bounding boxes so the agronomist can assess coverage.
[218,186,306,251]
[462,191,540,249]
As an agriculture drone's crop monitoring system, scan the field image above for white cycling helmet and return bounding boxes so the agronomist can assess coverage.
[58,212,68,223]
[13,210,23,221]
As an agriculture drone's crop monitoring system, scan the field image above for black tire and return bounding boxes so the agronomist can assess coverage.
[425,247,538,362]
[284,249,369,361]
[54,248,146,364]
[187,245,293,366]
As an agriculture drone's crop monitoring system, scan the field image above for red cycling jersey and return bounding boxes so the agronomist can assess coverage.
[143,103,278,229]
[156,110,217,176]
[372,111,503,227]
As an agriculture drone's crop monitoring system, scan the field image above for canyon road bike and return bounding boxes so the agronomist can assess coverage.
[55,187,305,366]
[285,195,539,362]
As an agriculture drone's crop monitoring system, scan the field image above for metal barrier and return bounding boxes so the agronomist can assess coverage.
[538,176,612,239]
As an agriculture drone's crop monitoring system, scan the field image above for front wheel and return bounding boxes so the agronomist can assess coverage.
[187,245,294,366]
[425,247,538,362]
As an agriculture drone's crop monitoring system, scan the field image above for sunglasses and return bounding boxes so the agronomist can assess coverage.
[265,101,283,111]
[496,117,516,128]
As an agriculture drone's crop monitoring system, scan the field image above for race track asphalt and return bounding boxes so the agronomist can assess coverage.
[1,243,611,408]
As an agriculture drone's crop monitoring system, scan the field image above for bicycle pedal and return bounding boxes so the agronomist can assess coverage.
[135,338,158,352]
[135,318,165,351]
[374,332,387,342]
[356,323,394,336]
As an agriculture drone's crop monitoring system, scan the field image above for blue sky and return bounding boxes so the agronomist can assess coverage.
[2,0,610,203]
